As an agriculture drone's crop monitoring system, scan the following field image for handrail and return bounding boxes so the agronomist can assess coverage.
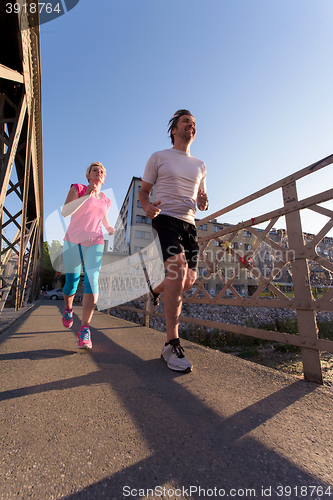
[106,154,333,384]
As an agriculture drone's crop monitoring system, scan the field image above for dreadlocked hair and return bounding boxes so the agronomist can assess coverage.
[167,109,193,145]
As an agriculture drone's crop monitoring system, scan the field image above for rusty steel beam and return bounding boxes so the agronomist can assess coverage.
[15,98,34,310]
[0,0,43,312]
[0,97,27,211]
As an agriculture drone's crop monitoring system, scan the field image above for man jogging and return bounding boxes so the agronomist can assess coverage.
[139,109,208,372]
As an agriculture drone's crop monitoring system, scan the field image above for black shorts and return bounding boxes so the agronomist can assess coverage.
[152,214,199,271]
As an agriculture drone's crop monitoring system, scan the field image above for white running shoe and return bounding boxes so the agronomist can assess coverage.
[161,340,193,372]
[146,281,160,313]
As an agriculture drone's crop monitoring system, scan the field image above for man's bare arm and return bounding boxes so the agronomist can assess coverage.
[197,188,209,211]
[139,181,161,219]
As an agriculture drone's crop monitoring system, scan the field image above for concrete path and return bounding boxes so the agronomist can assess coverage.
[0,304,35,332]
[0,300,332,500]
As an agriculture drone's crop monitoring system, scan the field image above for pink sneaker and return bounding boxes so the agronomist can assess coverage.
[77,326,92,349]
[62,308,73,328]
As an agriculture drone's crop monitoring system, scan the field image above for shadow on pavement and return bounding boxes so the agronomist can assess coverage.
[0,349,76,362]
[0,303,330,499]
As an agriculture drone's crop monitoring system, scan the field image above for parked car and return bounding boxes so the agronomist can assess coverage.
[44,288,63,300]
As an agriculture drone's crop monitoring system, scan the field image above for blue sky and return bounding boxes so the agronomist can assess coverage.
[41,0,333,244]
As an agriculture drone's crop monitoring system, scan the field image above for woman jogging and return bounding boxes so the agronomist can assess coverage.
[61,162,114,349]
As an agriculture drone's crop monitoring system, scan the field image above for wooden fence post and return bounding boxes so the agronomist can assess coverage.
[283,181,323,384]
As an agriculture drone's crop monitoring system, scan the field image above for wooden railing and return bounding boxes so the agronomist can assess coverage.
[110,154,333,384]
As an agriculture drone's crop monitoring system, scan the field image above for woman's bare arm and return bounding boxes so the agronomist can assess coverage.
[102,213,115,235]
[61,185,91,218]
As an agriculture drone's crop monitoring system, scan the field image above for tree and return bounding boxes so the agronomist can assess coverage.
[41,240,63,289]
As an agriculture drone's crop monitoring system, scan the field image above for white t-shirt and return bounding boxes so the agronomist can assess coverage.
[142,148,207,225]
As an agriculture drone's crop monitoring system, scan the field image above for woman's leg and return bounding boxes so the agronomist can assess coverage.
[62,241,82,311]
[81,293,96,327]
[80,244,104,328]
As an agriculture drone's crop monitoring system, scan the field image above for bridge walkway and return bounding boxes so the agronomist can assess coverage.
[0,301,332,499]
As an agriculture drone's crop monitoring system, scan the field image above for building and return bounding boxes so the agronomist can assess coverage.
[114,176,156,255]
[196,220,259,297]
[113,178,333,297]
[256,228,333,287]
[114,177,259,297]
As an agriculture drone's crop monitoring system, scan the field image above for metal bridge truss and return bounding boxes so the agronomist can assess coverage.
[0,0,43,312]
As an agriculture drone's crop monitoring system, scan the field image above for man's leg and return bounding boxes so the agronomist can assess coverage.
[156,252,196,372]
[153,252,197,342]
[148,215,198,371]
